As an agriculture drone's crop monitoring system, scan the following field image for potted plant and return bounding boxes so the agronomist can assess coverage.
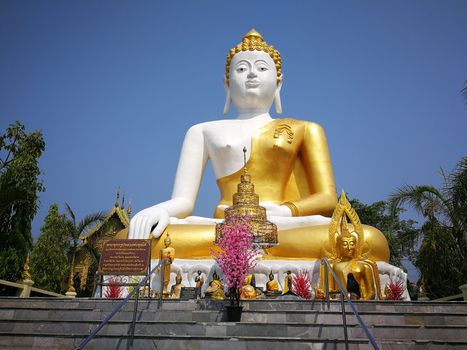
[211,214,258,321]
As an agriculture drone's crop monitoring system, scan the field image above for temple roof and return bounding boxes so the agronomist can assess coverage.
[79,191,130,240]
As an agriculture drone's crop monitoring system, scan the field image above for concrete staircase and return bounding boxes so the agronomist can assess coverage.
[0,297,466,349]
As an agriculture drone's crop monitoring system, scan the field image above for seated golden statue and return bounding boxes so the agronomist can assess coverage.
[240,274,262,299]
[321,193,383,300]
[169,272,184,299]
[124,29,389,264]
[205,272,225,300]
[266,271,279,292]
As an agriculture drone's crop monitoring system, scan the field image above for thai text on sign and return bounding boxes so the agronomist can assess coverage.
[98,239,150,275]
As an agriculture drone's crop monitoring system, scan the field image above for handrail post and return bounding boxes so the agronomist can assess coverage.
[340,291,349,350]
[127,282,140,350]
[323,260,330,310]
[158,258,165,309]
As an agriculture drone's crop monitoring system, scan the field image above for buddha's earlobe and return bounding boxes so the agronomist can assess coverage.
[223,80,231,115]
[274,78,283,114]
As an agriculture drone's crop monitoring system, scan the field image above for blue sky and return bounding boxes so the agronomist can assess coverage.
[1,1,466,277]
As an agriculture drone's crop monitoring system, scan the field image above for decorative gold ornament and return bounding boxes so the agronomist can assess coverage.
[225,29,282,86]
[215,147,278,248]
[324,191,367,260]
[22,255,32,281]
[273,123,294,144]
[321,192,383,300]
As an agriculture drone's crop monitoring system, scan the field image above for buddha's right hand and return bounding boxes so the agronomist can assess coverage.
[128,207,170,240]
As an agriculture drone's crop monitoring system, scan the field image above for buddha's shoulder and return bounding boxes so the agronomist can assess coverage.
[186,119,236,132]
[278,118,326,132]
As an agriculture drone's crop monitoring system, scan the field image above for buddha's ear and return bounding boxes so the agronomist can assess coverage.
[274,76,283,114]
[223,79,231,115]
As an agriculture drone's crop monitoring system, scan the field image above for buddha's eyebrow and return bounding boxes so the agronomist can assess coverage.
[235,59,251,67]
[255,59,270,66]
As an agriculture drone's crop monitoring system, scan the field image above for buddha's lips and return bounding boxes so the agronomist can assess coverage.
[246,81,260,88]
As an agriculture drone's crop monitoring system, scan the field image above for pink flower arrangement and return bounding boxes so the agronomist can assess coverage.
[292,270,312,300]
[211,214,259,306]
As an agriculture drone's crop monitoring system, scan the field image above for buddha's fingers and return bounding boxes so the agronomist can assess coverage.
[152,211,169,239]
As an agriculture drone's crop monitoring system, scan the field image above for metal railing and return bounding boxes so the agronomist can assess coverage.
[74,258,166,350]
[321,258,380,350]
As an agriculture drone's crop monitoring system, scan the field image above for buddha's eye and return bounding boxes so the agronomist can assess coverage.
[259,67,268,72]
[237,67,247,73]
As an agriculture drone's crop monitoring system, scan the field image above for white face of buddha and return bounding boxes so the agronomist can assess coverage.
[229,50,279,115]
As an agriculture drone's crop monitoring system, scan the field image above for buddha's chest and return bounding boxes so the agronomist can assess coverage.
[204,123,261,155]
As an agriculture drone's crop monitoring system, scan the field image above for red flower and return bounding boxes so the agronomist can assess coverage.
[292,270,311,300]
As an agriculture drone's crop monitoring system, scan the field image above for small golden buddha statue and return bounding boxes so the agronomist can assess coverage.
[281,271,293,295]
[205,271,225,300]
[266,271,279,292]
[169,272,184,299]
[240,275,257,299]
[159,233,175,295]
[321,193,383,300]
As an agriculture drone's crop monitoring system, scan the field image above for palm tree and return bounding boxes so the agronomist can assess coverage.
[64,204,106,294]
[389,157,467,298]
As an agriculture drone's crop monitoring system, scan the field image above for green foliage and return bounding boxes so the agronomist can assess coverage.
[29,204,72,294]
[389,157,467,299]
[0,121,45,282]
[65,204,106,297]
[349,198,418,268]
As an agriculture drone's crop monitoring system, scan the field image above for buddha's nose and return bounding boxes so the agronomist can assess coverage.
[247,70,257,78]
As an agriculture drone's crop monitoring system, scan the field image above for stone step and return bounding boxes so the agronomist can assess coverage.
[1,298,466,314]
[1,332,467,350]
[1,319,466,342]
[2,306,466,326]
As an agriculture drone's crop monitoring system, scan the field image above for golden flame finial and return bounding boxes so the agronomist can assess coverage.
[115,188,120,208]
[121,194,125,209]
[22,255,31,281]
[243,146,248,174]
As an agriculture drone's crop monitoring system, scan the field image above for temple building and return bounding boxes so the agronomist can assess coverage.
[72,192,130,295]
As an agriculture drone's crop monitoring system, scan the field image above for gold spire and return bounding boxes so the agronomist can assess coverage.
[127,200,132,216]
[115,189,120,208]
[215,148,278,248]
[121,194,125,209]
[243,146,248,174]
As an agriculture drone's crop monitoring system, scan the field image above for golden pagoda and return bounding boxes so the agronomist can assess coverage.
[215,147,278,248]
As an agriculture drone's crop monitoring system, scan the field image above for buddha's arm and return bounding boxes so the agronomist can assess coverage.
[128,124,207,239]
[361,265,376,300]
[162,124,208,218]
[284,122,337,217]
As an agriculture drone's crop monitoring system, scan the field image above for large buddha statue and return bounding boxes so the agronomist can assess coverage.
[126,29,389,263]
